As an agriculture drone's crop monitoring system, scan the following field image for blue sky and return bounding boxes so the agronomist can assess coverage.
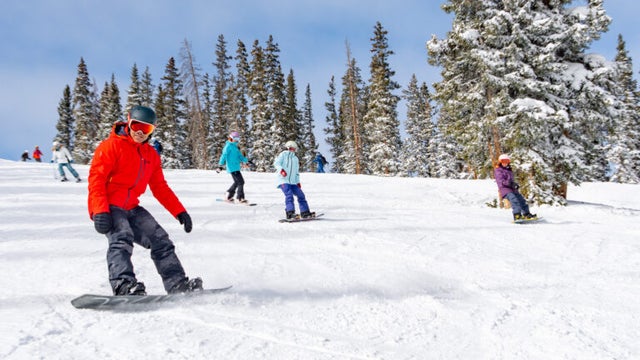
[1,0,638,161]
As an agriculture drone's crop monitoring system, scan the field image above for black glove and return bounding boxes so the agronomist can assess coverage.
[216,166,224,173]
[93,212,113,234]
[177,212,192,233]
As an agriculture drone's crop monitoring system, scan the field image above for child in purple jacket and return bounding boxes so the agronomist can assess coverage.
[494,154,537,221]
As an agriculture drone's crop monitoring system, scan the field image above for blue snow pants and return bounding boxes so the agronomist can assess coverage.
[106,205,186,293]
[504,191,530,215]
[280,183,309,213]
[58,163,79,179]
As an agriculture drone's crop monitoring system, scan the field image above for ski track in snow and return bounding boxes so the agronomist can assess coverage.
[0,159,639,359]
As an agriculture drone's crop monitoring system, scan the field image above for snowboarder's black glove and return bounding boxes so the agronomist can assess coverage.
[177,212,192,233]
[216,167,223,173]
[93,212,112,234]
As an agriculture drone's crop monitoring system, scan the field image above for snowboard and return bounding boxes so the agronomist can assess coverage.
[216,198,257,206]
[71,286,232,310]
[278,213,324,223]
[513,216,543,224]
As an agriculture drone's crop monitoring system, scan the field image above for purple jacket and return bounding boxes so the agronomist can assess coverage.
[494,164,516,198]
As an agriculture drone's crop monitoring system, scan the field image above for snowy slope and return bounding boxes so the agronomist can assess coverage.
[0,159,639,359]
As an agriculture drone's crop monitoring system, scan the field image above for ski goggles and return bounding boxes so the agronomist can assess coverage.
[129,119,155,135]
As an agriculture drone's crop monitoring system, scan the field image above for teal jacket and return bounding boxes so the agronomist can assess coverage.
[274,150,300,186]
[218,141,247,173]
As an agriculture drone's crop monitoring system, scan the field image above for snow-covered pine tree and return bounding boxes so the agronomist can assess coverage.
[400,75,433,177]
[140,66,154,108]
[125,63,142,115]
[211,34,233,163]
[230,40,251,153]
[339,52,368,174]
[323,76,344,173]
[248,40,272,172]
[283,69,301,156]
[54,85,74,149]
[97,74,122,141]
[201,74,216,169]
[300,84,318,171]
[71,57,99,164]
[265,36,288,160]
[608,34,640,183]
[428,0,613,205]
[363,22,401,176]
[180,38,209,169]
[157,57,189,169]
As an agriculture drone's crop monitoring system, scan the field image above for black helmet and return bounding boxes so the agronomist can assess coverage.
[128,105,156,125]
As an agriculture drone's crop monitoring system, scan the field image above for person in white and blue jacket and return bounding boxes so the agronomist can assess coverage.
[274,140,314,219]
[218,131,249,203]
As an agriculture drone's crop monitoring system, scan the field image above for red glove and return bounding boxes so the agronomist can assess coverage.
[297,183,301,188]
[280,169,287,177]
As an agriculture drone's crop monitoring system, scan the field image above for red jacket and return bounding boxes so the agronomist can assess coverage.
[87,123,186,219]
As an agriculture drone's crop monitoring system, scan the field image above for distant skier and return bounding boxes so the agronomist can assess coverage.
[494,154,537,221]
[21,150,31,161]
[217,131,249,204]
[52,142,81,182]
[152,138,163,155]
[32,146,43,162]
[274,140,315,220]
[313,152,327,173]
[88,105,202,296]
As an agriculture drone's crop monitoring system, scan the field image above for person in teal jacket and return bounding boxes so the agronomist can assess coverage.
[274,140,314,219]
[218,132,249,203]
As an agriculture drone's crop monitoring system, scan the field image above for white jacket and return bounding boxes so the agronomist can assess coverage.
[52,146,73,164]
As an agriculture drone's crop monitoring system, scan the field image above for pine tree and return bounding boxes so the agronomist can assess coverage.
[300,84,317,171]
[140,66,154,107]
[125,63,142,115]
[265,35,288,158]
[156,57,189,169]
[211,34,233,162]
[608,34,640,183]
[97,74,122,141]
[341,43,368,174]
[54,85,74,148]
[323,76,344,173]
[180,38,208,169]
[428,0,614,204]
[201,74,216,168]
[363,22,401,176]
[71,57,99,164]
[248,40,272,171]
[231,40,251,152]
[401,75,433,177]
[283,70,301,160]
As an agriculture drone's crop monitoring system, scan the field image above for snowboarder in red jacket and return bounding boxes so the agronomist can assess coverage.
[88,105,202,296]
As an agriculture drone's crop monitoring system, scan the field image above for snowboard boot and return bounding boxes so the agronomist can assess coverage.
[523,213,537,220]
[513,213,522,221]
[285,210,297,219]
[300,210,315,219]
[75,177,82,183]
[60,177,69,182]
[238,199,248,204]
[113,279,147,296]
[169,277,203,294]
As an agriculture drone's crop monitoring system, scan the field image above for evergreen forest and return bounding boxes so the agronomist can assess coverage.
[54,1,640,206]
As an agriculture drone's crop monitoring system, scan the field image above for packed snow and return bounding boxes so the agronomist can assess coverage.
[0,159,639,359]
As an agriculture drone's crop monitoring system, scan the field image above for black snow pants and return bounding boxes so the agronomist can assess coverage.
[226,171,245,200]
[106,205,187,293]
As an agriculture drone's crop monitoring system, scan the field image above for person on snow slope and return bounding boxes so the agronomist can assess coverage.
[87,105,202,296]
